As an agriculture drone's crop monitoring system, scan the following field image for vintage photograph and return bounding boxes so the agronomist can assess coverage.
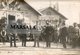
[0,0,80,55]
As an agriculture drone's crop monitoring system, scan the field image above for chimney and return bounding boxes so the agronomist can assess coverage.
[53,2,59,11]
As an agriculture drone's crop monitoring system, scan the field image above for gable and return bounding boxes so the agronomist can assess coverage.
[40,7,67,20]
[0,2,5,9]
[9,0,41,16]
[41,7,58,15]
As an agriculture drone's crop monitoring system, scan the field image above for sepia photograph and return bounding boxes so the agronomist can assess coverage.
[0,0,80,55]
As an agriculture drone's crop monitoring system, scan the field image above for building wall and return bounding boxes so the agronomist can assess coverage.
[39,7,62,27]
[8,2,39,26]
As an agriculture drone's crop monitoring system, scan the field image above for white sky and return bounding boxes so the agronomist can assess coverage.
[26,0,80,26]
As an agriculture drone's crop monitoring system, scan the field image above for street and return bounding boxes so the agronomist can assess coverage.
[0,42,80,55]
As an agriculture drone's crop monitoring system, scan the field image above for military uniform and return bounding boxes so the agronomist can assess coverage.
[21,34,27,47]
[44,26,54,47]
[32,25,40,47]
[46,35,52,47]
[0,30,6,45]
[53,29,58,43]
[59,26,68,48]
[9,33,16,47]
[33,35,39,47]
[72,26,79,48]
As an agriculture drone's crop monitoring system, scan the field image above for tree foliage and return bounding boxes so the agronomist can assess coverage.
[0,17,6,32]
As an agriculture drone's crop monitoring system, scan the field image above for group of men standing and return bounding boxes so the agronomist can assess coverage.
[68,23,80,48]
[40,22,80,48]
[0,32,40,47]
[59,23,80,48]
[0,22,80,48]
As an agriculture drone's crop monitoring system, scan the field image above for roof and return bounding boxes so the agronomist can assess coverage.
[39,7,67,20]
[9,0,42,15]
[0,3,5,9]
[0,0,14,9]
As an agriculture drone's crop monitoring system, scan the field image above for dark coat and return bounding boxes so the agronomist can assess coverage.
[60,27,68,37]
[42,26,54,42]
[21,34,27,41]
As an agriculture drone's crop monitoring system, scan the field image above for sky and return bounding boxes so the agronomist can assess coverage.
[26,0,80,26]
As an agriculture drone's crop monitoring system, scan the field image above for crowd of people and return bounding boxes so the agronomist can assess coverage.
[0,22,80,48]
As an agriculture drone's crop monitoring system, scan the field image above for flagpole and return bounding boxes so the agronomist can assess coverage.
[49,0,52,7]
[6,0,9,30]
[56,0,59,11]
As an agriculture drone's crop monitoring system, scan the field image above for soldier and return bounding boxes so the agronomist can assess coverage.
[68,26,74,45]
[33,34,40,47]
[59,24,68,48]
[21,34,27,47]
[0,29,6,45]
[53,27,59,43]
[44,25,54,47]
[9,33,16,47]
[33,25,40,47]
[71,23,79,48]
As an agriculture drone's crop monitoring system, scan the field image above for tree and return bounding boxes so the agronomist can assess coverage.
[0,17,6,32]
[0,17,7,41]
